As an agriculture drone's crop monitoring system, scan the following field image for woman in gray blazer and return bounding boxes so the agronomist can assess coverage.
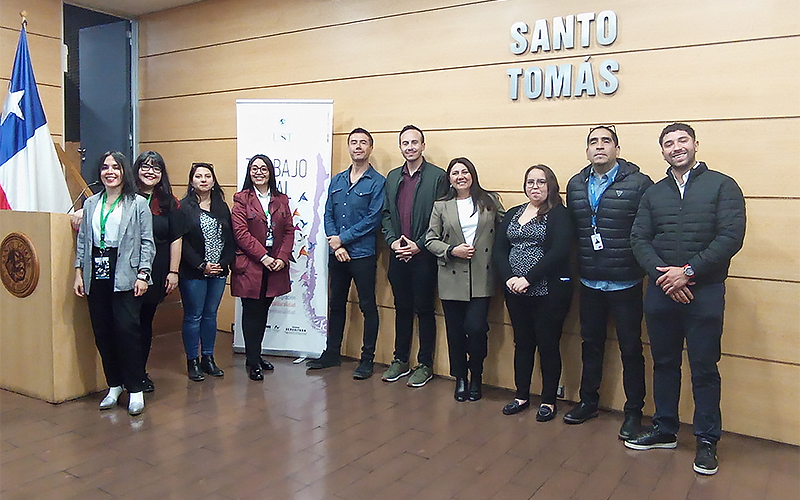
[73,151,155,416]
[425,157,504,402]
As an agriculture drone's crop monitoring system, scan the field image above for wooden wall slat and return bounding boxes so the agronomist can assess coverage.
[1,0,61,37]
[140,0,800,100]
[140,38,800,145]
[0,30,62,85]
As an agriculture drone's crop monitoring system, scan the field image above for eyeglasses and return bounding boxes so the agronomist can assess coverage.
[250,166,270,174]
[526,179,548,187]
[140,164,162,173]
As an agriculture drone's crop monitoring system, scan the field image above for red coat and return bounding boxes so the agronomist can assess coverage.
[230,189,295,299]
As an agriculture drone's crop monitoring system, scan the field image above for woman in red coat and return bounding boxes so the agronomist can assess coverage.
[230,154,295,381]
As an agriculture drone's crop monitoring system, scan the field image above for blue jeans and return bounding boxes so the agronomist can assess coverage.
[179,276,227,358]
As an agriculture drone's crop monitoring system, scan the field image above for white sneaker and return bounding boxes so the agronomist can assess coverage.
[128,391,144,416]
[99,386,123,410]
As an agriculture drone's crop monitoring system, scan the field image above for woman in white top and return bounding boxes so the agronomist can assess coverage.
[73,151,155,416]
[425,157,504,402]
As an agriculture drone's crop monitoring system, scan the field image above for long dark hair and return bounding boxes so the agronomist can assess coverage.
[98,151,138,198]
[440,157,498,214]
[240,154,281,196]
[524,164,562,217]
[182,162,230,225]
[134,150,176,214]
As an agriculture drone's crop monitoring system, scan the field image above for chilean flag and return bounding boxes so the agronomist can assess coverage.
[0,26,71,212]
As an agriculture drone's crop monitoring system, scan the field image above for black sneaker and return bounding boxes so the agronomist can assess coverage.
[624,426,678,450]
[693,438,719,475]
[563,401,599,424]
[353,360,374,380]
[306,351,341,370]
[618,413,642,440]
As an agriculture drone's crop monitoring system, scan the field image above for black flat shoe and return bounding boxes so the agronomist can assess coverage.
[536,403,557,422]
[259,358,274,371]
[248,365,263,381]
[143,374,155,393]
[468,375,482,401]
[502,399,530,415]
[454,377,468,402]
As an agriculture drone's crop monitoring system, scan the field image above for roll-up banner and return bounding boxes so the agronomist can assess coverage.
[233,99,332,358]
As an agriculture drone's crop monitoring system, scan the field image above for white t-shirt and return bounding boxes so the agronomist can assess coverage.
[456,197,479,246]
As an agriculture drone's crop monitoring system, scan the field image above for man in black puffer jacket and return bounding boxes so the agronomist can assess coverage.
[627,123,746,477]
[564,126,653,440]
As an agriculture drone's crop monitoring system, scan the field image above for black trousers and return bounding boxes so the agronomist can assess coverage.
[387,252,438,367]
[87,249,146,393]
[327,255,379,361]
[140,302,158,371]
[645,282,725,442]
[241,270,274,368]
[441,298,490,379]
[578,283,646,414]
[505,289,571,403]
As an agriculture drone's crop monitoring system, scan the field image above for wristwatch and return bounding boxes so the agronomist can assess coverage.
[137,270,151,282]
[683,264,695,278]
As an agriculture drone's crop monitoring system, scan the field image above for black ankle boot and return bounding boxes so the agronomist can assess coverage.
[454,377,468,402]
[187,357,205,381]
[469,374,482,401]
[200,355,224,377]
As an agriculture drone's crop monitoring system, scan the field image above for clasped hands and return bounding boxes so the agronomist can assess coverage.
[655,266,695,304]
[260,256,286,272]
[390,235,421,262]
[505,276,530,295]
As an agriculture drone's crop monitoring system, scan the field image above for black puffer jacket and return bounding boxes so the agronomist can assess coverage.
[566,158,653,282]
[631,162,746,284]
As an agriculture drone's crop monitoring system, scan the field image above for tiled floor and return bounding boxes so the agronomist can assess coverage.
[1,331,798,500]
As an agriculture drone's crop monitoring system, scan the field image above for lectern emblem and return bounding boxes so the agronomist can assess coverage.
[1,232,39,298]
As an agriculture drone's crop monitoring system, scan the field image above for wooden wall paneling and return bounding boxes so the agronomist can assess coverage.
[0,30,62,85]
[730,199,800,281]
[139,38,800,144]
[138,0,473,57]
[0,0,61,37]
[723,278,800,364]
[720,356,800,444]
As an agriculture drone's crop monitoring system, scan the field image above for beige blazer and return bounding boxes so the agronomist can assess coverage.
[425,194,504,301]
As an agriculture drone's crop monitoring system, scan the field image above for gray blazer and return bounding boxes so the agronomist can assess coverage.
[425,194,504,301]
[74,192,155,294]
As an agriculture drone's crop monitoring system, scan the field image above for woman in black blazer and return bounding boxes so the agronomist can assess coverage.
[494,164,573,421]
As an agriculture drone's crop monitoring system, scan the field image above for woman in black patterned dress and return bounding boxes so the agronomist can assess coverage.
[494,165,573,421]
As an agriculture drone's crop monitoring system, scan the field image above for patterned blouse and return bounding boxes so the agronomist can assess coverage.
[507,206,548,296]
[199,210,224,265]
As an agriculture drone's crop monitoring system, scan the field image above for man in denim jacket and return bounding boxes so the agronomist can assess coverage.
[307,128,386,379]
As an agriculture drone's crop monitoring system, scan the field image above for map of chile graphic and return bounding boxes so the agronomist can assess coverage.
[292,153,328,335]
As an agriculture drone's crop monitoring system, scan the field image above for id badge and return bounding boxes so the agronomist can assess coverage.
[93,256,111,279]
[590,233,604,251]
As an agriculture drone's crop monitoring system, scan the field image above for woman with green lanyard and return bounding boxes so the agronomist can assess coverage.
[74,151,155,416]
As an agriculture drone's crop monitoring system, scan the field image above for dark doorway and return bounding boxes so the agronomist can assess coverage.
[63,4,132,184]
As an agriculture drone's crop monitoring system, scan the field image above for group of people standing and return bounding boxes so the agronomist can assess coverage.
[72,120,745,477]
[72,151,296,415]
[307,122,745,476]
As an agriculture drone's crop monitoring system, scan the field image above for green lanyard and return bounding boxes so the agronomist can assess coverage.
[99,191,122,250]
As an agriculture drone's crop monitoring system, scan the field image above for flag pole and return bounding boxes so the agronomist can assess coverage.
[20,11,27,28]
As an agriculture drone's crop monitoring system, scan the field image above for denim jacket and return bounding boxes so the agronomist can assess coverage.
[324,164,385,259]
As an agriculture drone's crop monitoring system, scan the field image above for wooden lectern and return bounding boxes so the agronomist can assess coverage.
[0,211,105,403]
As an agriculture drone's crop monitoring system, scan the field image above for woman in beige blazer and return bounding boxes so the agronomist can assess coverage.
[425,157,504,402]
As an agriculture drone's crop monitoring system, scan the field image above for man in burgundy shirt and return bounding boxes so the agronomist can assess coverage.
[380,125,446,387]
